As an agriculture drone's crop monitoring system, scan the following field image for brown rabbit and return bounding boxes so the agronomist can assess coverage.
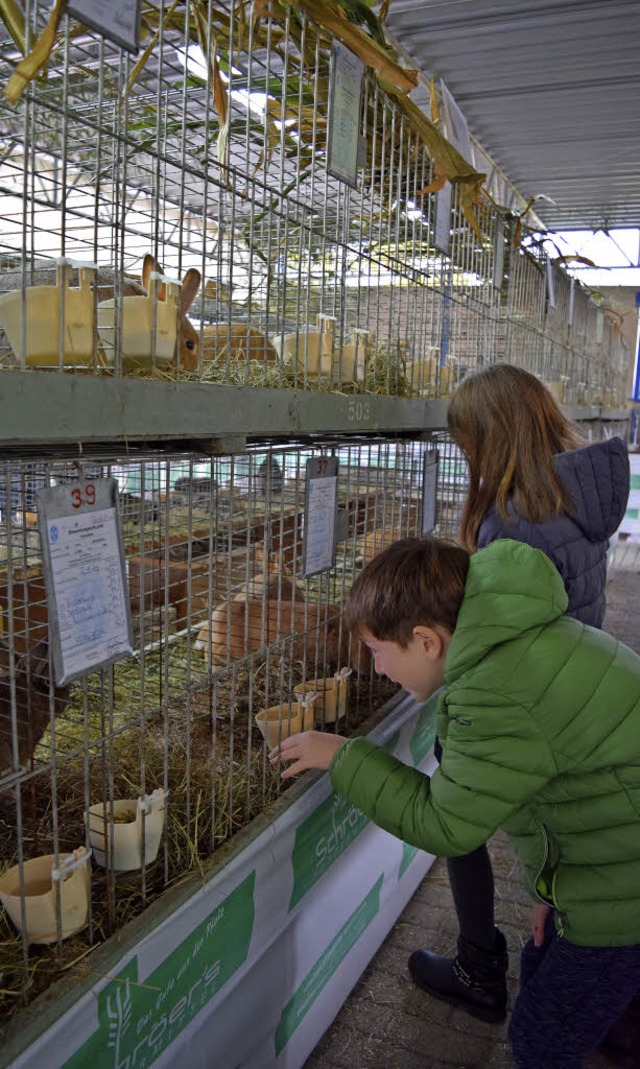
[127,556,194,631]
[197,598,370,674]
[230,550,296,604]
[200,322,277,365]
[0,639,71,774]
[232,573,297,603]
[0,254,201,372]
[140,255,201,372]
[356,527,403,564]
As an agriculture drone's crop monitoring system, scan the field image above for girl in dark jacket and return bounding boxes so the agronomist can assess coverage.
[416,364,630,1048]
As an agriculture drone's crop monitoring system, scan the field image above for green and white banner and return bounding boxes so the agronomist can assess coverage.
[12,693,439,1069]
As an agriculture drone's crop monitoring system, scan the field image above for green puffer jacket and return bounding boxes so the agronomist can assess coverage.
[330,539,640,946]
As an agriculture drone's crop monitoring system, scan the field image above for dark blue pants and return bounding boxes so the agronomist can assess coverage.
[509,912,640,1069]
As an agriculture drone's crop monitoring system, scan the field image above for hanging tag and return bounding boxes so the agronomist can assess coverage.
[421,450,439,535]
[327,44,364,188]
[302,456,339,578]
[36,477,134,684]
[67,0,142,54]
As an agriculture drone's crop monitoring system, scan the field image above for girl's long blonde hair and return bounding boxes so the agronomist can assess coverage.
[447,364,584,551]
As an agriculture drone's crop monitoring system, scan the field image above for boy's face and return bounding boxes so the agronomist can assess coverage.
[360,626,447,702]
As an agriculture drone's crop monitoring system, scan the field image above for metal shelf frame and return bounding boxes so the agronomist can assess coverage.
[0,373,624,453]
[0,372,448,450]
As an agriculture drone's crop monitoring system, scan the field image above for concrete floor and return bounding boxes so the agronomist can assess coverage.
[305,539,640,1069]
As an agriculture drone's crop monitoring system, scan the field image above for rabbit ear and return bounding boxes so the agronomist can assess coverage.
[142,254,161,291]
[180,268,201,314]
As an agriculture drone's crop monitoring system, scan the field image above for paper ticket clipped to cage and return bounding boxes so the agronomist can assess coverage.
[37,477,134,684]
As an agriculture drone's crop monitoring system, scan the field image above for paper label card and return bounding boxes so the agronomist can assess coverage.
[37,478,134,684]
[421,450,439,535]
[434,181,453,256]
[303,457,339,578]
[546,257,557,310]
[493,217,505,291]
[327,44,364,188]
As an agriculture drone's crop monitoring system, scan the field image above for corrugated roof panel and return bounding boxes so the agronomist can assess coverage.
[385,0,640,230]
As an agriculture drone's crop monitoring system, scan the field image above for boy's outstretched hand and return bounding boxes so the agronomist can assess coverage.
[269,731,347,779]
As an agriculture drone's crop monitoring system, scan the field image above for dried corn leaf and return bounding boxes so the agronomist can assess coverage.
[5,0,67,104]
[553,254,596,268]
[417,166,447,196]
[0,0,26,55]
[127,0,183,95]
[193,11,228,128]
[293,0,418,92]
[380,80,485,238]
[254,96,285,172]
[511,192,556,245]
[521,192,556,217]
[379,0,392,24]
[212,53,228,128]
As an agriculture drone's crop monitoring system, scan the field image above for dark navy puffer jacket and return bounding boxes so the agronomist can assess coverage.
[477,437,629,627]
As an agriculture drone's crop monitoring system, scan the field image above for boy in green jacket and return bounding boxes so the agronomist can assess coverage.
[269,537,640,1069]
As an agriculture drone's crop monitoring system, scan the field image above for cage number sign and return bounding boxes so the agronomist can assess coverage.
[68,0,142,54]
[302,457,339,578]
[327,44,364,188]
[434,181,453,256]
[421,450,439,535]
[546,257,557,311]
[36,478,134,685]
[493,218,505,291]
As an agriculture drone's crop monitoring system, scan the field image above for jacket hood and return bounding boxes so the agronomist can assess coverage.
[445,539,568,682]
[554,437,629,542]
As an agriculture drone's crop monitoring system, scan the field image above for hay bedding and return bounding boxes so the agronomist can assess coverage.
[0,636,396,1029]
[0,354,412,1022]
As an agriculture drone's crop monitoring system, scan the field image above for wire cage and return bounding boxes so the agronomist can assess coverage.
[0,0,478,395]
[0,0,632,1043]
[0,432,471,1020]
[0,2,628,404]
[497,236,631,406]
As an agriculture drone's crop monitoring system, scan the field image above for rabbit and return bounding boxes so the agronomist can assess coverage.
[119,491,159,526]
[232,572,297,604]
[226,548,296,603]
[0,254,201,372]
[0,639,71,774]
[256,456,283,498]
[140,254,201,371]
[165,535,213,562]
[356,527,403,564]
[127,556,194,630]
[200,322,277,365]
[196,598,371,674]
[171,475,217,509]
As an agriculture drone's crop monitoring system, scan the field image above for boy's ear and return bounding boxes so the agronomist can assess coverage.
[412,625,446,660]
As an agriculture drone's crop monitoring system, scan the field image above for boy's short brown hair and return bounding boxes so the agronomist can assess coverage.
[345,537,470,646]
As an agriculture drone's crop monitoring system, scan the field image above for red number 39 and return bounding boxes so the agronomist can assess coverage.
[71,484,96,509]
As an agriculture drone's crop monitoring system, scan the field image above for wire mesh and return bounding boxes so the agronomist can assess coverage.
[0,1,632,1056]
[0,3,627,403]
[0,433,461,1017]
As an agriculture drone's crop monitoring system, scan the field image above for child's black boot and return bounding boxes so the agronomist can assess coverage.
[408,928,508,1022]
